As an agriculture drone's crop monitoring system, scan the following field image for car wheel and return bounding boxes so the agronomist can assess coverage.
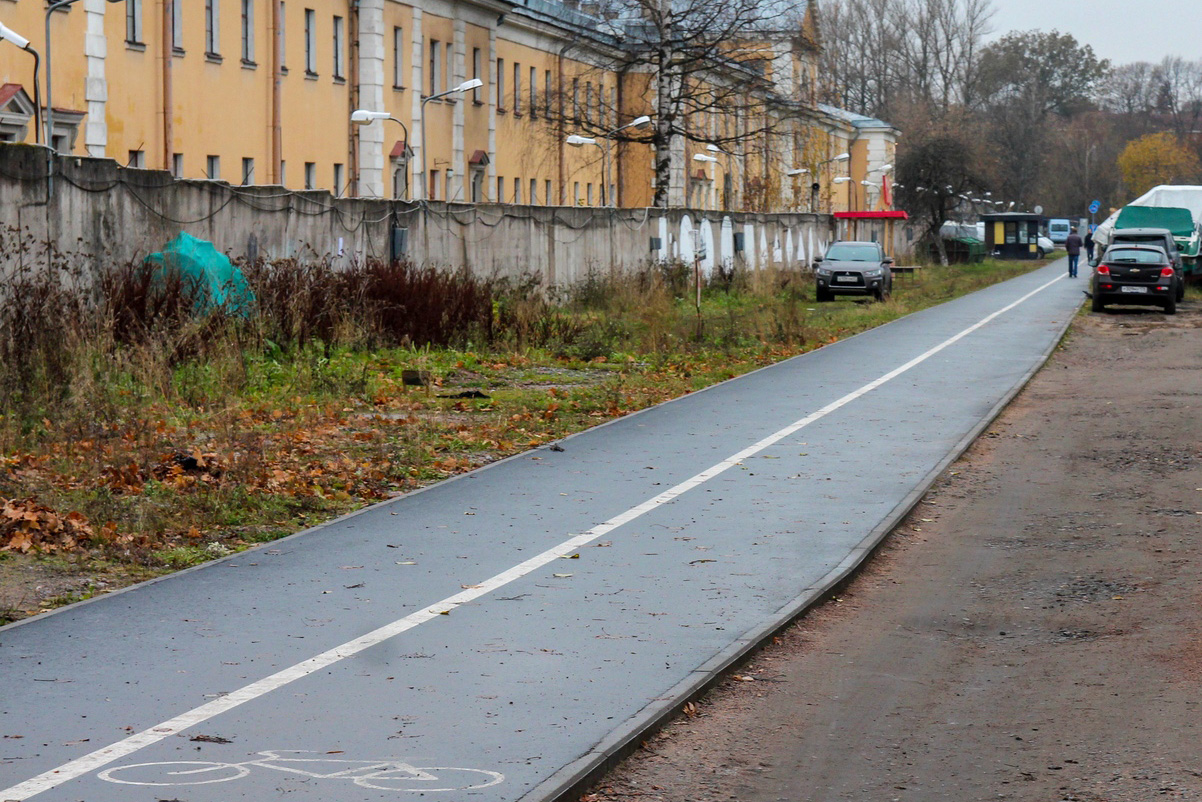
[815,285,831,302]
[1163,294,1177,315]
[1091,293,1105,313]
[1177,280,1185,302]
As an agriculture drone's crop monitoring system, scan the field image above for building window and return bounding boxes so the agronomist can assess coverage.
[240,0,254,62]
[529,66,536,117]
[572,77,579,121]
[304,8,316,75]
[171,0,183,52]
[544,70,552,118]
[513,176,521,203]
[529,178,537,204]
[496,58,505,110]
[128,150,145,168]
[304,162,315,189]
[587,182,593,205]
[585,82,593,124]
[545,179,552,205]
[204,0,219,55]
[573,181,580,205]
[125,0,143,44]
[242,157,254,184]
[471,48,481,102]
[393,27,404,88]
[430,169,440,200]
[496,176,504,202]
[513,62,521,114]
[280,160,286,184]
[332,163,342,197]
[332,15,344,79]
[172,153,184,177]
[428,39,440,95]
[206,155,220,179]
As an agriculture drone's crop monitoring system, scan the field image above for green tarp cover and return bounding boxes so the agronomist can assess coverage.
[1114,206,1196,238]
[144,232,256,317]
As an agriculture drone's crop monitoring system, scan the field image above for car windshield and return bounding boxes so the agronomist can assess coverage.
[1105,248,1165,264]
[825,244,879,261]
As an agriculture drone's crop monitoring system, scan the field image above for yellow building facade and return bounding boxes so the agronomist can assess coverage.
[0,0,896,211]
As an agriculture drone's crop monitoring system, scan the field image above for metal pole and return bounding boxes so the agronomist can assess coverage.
[419,96,430,200]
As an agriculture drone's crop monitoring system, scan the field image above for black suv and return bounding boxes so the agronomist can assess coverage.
[813,241,894,302]
[1090,244,1178,315]
[1105,228,1185,301]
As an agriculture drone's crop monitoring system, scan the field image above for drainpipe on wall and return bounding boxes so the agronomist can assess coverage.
[556,49,565,205]
[348,0,360,196]
[161,0,173,169]
[271,0,282,183]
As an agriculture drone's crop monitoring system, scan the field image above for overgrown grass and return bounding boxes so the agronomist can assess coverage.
[0,227,1046,618]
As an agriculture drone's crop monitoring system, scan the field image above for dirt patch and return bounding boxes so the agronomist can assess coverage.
[583,300,1202,802]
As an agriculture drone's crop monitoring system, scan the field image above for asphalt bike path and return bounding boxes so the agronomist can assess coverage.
[0,260,1082,801]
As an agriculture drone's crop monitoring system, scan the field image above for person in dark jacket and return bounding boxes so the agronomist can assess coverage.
[1065,227,1083,277]
[1083,228,1095,262]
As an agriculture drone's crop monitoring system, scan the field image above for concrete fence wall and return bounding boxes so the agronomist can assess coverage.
[0,145,926,283]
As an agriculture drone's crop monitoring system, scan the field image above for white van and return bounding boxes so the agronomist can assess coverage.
[1047,218,1071,244]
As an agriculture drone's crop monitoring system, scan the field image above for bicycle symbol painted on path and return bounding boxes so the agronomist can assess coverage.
[97,749,505,792]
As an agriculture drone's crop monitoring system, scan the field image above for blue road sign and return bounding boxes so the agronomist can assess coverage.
[1089,200,1101,214]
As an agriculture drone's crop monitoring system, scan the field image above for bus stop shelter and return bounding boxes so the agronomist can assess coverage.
[983,212,1044,260]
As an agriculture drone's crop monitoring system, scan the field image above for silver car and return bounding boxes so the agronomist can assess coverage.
[813,241,894,302]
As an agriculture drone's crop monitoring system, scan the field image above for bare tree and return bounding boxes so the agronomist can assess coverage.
[819,0,994,118]
[553,0,793,207]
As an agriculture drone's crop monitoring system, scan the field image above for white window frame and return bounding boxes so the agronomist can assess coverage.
[304,8,317,75]
[241,0,255,63]
[205,0,219,55]
[332,15,344,79]
[126,0,144,44]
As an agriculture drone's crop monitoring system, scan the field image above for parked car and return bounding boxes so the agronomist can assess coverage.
[1090,244,1177,315]
[1037,235,1055,257]
[1105,227,1185,300]
[813,241,894,302]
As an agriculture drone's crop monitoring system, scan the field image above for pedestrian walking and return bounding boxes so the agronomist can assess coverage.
[1084,228,1095,263]
[1065,227,1083,278]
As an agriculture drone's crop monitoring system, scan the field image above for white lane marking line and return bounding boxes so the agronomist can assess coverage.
[1,273,1064,801]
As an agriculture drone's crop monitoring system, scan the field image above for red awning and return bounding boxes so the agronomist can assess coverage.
[468,149,490,165]
[389,140,409,158]
[833,211,909,220]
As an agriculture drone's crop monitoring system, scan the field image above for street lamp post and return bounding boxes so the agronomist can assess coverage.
[0,21,40,144]
[418,78,482,201]
[45,0,124,150]
[568,115,651,206]
[351,109,411,199]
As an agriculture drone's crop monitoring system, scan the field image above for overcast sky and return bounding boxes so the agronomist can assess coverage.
[986,0,1196,66]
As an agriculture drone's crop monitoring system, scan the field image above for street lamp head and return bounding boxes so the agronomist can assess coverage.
[630,115,652,128]
[0,21,30,49]
[351,109,392,125]
[876,163,893,173]
[454,78,484,93]
[786,168,809,176]
[705,144,721,153]
[692,154,718,163]
[832,152,850,162]
[833,176,852,184]
[566,135,597,147]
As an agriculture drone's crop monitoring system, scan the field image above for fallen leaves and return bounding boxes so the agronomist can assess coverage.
[0,499,95,553]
